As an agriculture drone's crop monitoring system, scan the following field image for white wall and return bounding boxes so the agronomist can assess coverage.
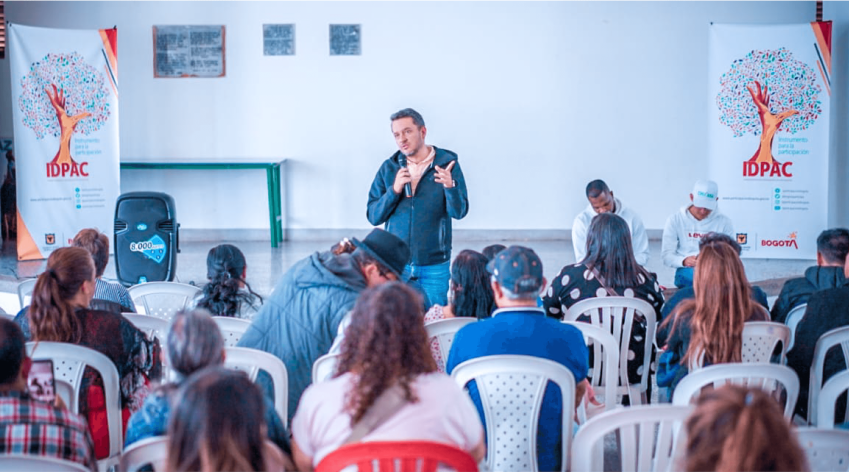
[3,1,838,236]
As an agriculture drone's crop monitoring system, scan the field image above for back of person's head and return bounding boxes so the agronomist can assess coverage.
[390,108,425,128]
[817,228,849,265]
[166,366,267,472]
[481,244,506,261]
[167,308,225,379]
[699,232,742,256]
[336,282,436,424]
[685,385,808,472]
[350,229,410,281]
[0,318,26,386]
[450,250,495,320]
[197,244,261,318]
[585,179,610,198]
[29,247,95,343]
[583,212,647,287]
[71,228,110,278]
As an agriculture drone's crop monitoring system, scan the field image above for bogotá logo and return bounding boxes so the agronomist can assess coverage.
[717,48,821,178]
[761,231,799,249]
[19,52,111,178]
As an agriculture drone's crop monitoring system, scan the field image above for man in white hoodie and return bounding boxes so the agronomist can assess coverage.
[572,179,649,266]
[662,179,734,288]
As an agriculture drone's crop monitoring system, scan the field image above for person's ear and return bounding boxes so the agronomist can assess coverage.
[220,350,227,363]
[490,280,502,298]
[241,266,247,280]
[689,193,694,202]
[420,125,427,141]
[538,277,548,295]
[19,356,32,383]
[816,251,824,266]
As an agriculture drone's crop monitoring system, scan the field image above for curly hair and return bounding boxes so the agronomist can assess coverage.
[196,244,262,318]
[335,282,437,424]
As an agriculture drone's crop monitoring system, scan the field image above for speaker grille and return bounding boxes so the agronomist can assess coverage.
[158,220,175,232]
[114,221,128,232]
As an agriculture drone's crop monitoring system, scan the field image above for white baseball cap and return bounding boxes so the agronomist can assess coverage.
[692,180,719,210]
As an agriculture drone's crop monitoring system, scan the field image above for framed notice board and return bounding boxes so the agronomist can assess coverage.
[153,25,226,78]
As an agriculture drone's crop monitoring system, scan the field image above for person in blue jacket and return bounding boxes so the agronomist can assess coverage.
[367,108,469,307]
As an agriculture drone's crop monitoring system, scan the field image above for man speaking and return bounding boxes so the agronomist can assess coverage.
[367,108,469,306]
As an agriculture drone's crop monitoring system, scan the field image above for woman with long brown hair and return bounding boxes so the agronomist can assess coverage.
[290,282,484,470]
[14,247,160,459]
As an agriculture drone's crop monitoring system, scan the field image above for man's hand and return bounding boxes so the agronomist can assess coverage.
[434,161,456,188]
[392,167,412,194]
[683,255,698,267]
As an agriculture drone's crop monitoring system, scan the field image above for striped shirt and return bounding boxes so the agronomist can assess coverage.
[94,279,136,313]
[0,390,97,471]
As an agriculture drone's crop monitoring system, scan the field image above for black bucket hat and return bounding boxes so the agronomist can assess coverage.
[351,229,410,278]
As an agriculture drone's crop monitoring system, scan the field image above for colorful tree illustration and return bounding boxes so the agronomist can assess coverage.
[18,52,111,165]
[717,48,821,164]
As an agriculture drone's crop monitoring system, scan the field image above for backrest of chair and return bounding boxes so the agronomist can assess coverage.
[671,363,800,419]
[563,321,619,412]
[794,427,849,472]
[312,352,341,384]
[123,313,170,342]
[571,404,693,472]
[784,303,807,351]
[809,326,849,426]
[213,316,251,347]
[26,341,123,459]
[17,278,37,309]
[314,440,479,472]
[425,318,477,372]
[741,322,790,364]
[1,312,15,321]
[224,346,288,425]
[126,282,201,320]
[564,296,657,396]
[0,455,89,472]
[815,370,849,428]
[120,436,168,472]
[451,354,575,472]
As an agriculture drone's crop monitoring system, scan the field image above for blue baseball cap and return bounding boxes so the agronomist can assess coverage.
[486,245,544,294]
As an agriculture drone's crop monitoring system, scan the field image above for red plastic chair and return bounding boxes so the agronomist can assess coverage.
[315,441,479,472]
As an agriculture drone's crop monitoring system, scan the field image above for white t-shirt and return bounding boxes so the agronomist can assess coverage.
[292,371,483,467]
[661,204,734,268]
[571,197,650,266]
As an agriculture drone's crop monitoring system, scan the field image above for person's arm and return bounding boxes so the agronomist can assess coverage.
[291,440,314,472]
[630,214,650,267]
[366,160,403,226]
[440,159,469,220]
[470,432,486,463]
[661,214,685,268]
[572,214,588,264]
[575,379,588,409]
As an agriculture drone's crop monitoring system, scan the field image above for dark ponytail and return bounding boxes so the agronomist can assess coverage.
[29,247,95,343]
[196,244,262,318]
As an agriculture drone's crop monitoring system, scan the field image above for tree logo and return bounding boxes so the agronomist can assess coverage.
[717,48,821,178]
[18,52,111,178]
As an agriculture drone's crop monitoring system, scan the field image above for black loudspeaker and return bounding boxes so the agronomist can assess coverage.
[114,192,179,287]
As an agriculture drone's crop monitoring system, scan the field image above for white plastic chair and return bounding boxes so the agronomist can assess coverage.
[808,326,849,426]
[741,321,790,364]
[424,317,477,372]
[127,282,201,320]
[122,313,170,342]
[1,311,14,321]
[213,316,251,347]
[565,296,657,405]
[312,352,341,384]
[0,455,89,472]
[571,404,693,472]
[784,303,807,351]
[672,363,800,419]
[815,370,849,428]
[224,346,289,426]
[26,341,123,471]
[795,427,849,472]
[17,278,37,309]
[120,436,168,472]
[563,321,619,414]
[451,354,576,472]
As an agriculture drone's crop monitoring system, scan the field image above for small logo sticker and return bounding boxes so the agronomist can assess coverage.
[736,233,748,245]
[45,234,55,245]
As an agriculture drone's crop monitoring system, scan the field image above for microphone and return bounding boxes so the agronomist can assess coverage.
[400,157,412,198]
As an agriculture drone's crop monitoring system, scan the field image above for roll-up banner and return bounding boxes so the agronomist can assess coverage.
[708,22,831,260]
[9,24,120,260]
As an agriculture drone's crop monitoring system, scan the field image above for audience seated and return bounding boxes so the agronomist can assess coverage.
[543,212,663,386]
[786,255,849,420]
[72,228,136,313]
[771,228,849,323]
[424,249,494,323]
[447,245,588,472]
[661,232,769,324]
[238,229,410,424]
[13,247,160,459]
[572,179,650,266]
[481,243,506,261]
[661,180,734,288]
[125,308,290,454]
[684,385,808,472]
[657,242,769,396]
[193,244,263,319]
[166,366,293,472]
[0,317,96,471]
[291,283,484,470]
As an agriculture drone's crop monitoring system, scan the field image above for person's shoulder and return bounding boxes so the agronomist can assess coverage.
[433,147,458,164]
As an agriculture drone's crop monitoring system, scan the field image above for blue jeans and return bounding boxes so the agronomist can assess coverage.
[674,267,694,289]
[402,261,450,308]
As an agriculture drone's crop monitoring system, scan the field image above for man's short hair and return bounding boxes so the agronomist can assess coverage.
[491,275,538,302]
[586,179,610,199]
[699,232,742,256]
[817,228,849,264]
[390,108,425,128]
[0,318,25,385]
